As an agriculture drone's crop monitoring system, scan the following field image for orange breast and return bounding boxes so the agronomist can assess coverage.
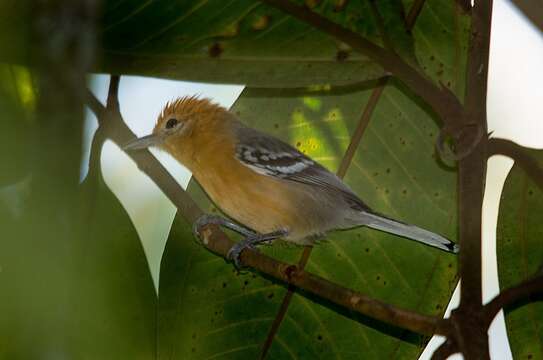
[193,152,304,235]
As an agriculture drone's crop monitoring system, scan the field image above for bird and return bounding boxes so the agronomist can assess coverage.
[124,96,458,267]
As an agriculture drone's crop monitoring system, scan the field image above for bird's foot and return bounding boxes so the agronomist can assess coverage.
[226,237,259,269]
[193,214,220,239]
[193,214,255,240]
[226,229,288,269]
[193,214,288,269]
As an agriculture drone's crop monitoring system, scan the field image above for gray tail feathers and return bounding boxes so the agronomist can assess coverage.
[363,213,459,253]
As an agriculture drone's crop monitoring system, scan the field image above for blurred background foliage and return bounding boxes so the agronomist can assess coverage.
[0,2,157,356]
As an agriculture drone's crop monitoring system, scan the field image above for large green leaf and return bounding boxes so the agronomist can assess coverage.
[96,0,403,87]
[97,0,470,89]
[497,149,543,360]
[158,78,459,359]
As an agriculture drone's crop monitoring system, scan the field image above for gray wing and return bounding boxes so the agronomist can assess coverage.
[234,126,371,213]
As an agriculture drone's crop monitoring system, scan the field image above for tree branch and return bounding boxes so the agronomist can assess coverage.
[488,138,543,192]
[368,0,393,50]
[85,88,106,119]
[106,74,120,110]
[405,0,426,31]
[431,339,458,360]
[85,75,452,339]
[259,0,466,128]
[511,0,543,34]
[453,0,493,357]
[198,223,451,337]
[483,272,543,327]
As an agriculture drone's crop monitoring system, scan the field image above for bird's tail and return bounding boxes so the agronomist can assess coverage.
[363,213,458,253]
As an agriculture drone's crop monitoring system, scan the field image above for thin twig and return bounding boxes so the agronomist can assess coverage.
[260,242,314,359]
[85,75,452,339]
[431,339,458,360]
[483,273,543,327]
[85,88,106,119]
[336,78,388,177]
[259,0,465,127]
[107,74,120,110]
[199,223,451,337]
[454,0,493,357]
[488,138,543,192]
[511,0,543,33]
[405,0,427,30]
[369,1,394,50]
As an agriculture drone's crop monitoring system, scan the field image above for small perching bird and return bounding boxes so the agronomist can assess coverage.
[125,96,458,267]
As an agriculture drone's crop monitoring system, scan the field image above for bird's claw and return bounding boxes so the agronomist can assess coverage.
[193,214,284,269]
[192,214,221,239]
[227,239,259,269]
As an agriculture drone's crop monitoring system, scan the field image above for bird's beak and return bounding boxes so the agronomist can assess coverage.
[123,134,163,151]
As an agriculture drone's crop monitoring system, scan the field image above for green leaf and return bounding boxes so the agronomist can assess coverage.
[96,0,469,89]
[158,78,458,359]
[497,149,543,360]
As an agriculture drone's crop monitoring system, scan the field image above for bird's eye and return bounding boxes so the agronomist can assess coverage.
[165,118,178,129]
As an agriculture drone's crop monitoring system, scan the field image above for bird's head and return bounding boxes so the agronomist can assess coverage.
[123,96,227,152]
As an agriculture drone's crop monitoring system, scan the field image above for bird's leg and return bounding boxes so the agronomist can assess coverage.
[227,229,288,268]
[193,214,256,238]
[193,214,288,268]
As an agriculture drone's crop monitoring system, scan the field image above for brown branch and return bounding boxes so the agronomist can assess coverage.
[454,0,492,357]
[85,75,452,340]
[369,1,394,50]
[511,0,543,34]
[106,74,120,110]
[259,246,310,359]
[336,79,387,177]
[85,88,106,119]
[260,285,295,359]
[405,0,426,30]
[199,223,451,337]
[88,126,107,177]
[431,339,458,360]
[259,0,465,128]
[483,273,543,327]
[488,138,543,192]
